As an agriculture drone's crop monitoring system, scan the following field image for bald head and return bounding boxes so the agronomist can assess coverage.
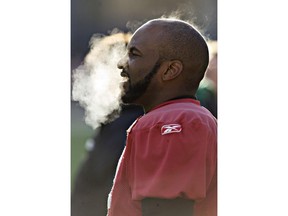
[118,18,210,110]
[134,18,209,91]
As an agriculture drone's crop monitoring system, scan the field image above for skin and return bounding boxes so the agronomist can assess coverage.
[118,19,208,112]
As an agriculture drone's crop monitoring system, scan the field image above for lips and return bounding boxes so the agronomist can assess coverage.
[120,71,130,91]
[120,70,129,78]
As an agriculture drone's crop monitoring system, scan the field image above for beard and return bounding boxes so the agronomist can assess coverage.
[121,60,162,104]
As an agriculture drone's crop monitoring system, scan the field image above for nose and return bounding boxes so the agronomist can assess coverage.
[117,54,128,69]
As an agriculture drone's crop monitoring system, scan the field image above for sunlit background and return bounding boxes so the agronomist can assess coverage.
[71,0,217,186]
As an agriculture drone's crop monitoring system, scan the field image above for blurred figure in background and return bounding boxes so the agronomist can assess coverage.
[71,32,144,216]
[196,40,217,118]
[71,104,143,216]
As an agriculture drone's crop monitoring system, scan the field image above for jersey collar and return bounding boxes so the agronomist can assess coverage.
[148,97,200,113]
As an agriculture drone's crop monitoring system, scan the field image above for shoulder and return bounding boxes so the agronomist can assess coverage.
[134,101,216,132]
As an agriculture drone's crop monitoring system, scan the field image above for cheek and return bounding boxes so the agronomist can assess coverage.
[128,62,144,82]
[128,59,153,78]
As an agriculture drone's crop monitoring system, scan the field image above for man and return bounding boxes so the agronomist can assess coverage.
[108,18,217,216]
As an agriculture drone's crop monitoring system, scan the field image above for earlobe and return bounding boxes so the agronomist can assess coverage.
[162,60,183,81]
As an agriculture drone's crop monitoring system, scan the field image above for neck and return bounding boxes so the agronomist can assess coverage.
[134,79,197,112]
[139,94,196,113]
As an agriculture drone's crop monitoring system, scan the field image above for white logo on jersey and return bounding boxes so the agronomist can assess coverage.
[161,124,182,135]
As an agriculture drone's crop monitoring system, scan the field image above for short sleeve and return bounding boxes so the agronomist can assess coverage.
[128,119,217,201]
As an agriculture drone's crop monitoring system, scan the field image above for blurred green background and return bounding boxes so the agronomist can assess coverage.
[71,102,94,187]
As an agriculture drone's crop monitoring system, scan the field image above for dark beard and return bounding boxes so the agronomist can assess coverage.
[121,60,162,104]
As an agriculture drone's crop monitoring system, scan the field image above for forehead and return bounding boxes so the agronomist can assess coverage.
[128,24,163,53]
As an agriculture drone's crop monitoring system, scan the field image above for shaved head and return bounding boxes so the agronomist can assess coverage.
[138,18,209,90]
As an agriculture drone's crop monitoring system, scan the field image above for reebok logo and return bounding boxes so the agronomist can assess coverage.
[161,124,182,135]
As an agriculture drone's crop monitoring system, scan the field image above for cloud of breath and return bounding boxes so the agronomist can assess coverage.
[72,32,130,129]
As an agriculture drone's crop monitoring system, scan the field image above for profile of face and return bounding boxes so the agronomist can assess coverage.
[120,61,161,104]
[117,23,163,104]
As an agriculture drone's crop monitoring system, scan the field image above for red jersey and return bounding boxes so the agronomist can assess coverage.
[107,98,217,216]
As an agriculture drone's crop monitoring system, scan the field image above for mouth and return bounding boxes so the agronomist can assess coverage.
[120,70,129,78]
[120,71,130,91]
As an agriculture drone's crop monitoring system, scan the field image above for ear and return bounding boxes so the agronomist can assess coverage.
[162,60,183,81]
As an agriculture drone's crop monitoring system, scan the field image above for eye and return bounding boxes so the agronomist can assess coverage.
[128,47,141,57]
[129,51,140,57]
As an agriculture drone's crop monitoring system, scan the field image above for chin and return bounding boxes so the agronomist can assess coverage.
[121,94,141,105]
[121,96,135,104]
